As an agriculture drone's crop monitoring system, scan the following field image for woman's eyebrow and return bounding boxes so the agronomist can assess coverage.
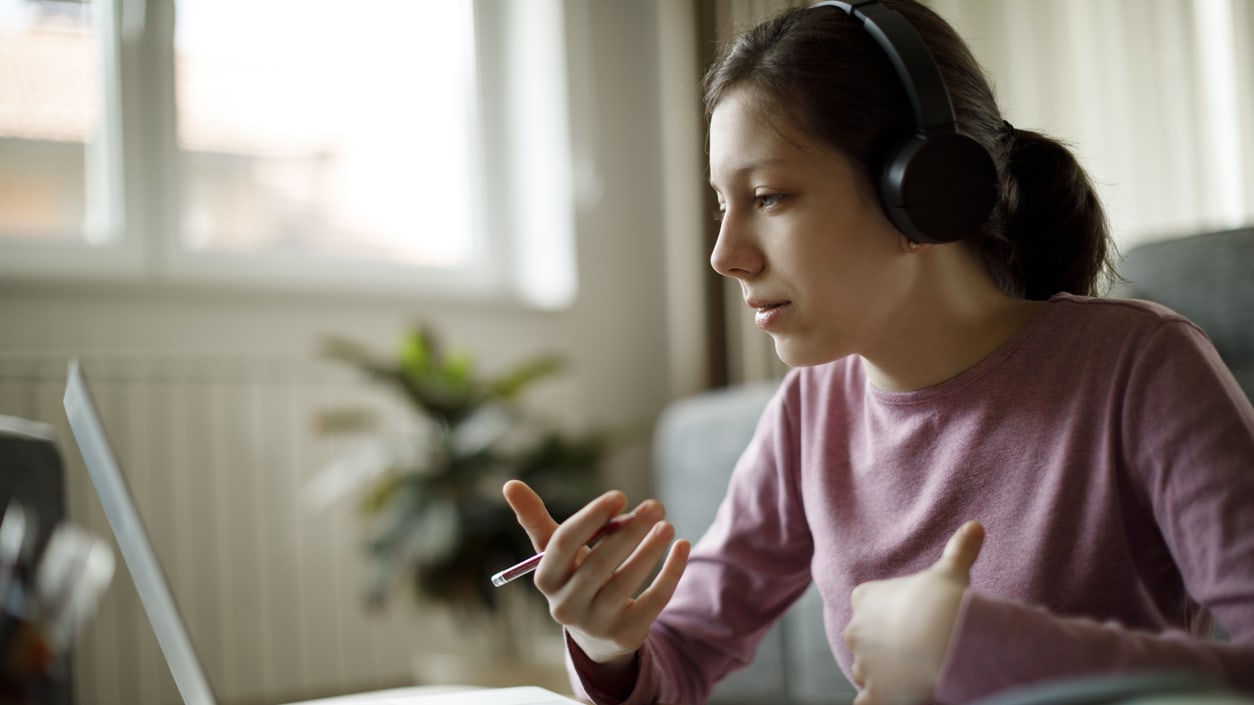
[708,157,790,189]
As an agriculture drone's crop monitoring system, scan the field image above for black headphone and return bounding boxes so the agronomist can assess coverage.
[811,0,998,244]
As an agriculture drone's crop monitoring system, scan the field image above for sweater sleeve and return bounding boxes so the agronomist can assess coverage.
[567,377,816,704]
[935,319,1254,703]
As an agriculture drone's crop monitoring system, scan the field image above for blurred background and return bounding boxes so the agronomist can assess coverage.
[0,1,1250,703]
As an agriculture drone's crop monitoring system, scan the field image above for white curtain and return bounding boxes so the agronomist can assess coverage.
[933,0,1254,249]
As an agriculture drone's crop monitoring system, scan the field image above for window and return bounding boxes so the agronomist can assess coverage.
[0,0,578,308]
[0,0,117,246]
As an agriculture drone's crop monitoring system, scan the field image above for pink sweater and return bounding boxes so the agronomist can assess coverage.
[571,294,1254,704]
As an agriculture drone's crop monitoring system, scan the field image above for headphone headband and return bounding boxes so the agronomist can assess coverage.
[806,0,998,243]
[810,0,957,135]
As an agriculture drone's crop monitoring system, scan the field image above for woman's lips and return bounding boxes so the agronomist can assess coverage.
[752,301,790,330]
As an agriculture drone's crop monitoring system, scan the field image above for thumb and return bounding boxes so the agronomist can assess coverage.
[934,520,985,581]
[502,479,560,552]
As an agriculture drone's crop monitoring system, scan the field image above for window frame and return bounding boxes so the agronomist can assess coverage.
[0,0,579,309]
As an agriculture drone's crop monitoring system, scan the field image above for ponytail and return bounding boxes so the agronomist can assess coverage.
[982,128,1115,300]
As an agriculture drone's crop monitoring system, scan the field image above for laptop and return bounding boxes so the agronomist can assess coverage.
[62,359,578,705]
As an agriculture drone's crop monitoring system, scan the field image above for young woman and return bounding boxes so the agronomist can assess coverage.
[504,2,1254,703]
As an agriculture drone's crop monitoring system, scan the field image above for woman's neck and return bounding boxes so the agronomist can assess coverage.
[862,248,1047,393]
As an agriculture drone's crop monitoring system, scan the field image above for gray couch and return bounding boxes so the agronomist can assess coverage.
[1112,226,1254,402]
[651,226,1254,705]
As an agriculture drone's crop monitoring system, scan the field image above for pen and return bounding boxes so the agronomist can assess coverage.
[491,511,639,587]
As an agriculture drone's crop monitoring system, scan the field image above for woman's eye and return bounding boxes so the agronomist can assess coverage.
[713,193,781,222]
[756,193,784,209]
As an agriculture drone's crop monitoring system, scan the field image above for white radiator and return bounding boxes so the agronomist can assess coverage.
[0,351,435,705]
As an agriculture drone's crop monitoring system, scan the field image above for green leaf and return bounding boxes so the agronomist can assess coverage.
[399,329,434,378]
[442,351,474,382]
[488,355,564,400]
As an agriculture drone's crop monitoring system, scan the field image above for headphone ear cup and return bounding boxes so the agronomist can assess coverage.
[880,133,998,244]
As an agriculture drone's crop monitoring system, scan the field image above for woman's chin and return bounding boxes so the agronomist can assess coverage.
[772,338,840,369]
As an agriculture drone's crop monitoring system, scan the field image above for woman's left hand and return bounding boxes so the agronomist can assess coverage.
[842,521,985,705]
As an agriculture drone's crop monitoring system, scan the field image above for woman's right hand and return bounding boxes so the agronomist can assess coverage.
[502,479,691,677]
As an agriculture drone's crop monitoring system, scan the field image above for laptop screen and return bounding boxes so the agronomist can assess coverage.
[63,359,218,705]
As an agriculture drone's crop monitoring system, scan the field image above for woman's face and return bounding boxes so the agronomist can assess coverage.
[708,86,919,368]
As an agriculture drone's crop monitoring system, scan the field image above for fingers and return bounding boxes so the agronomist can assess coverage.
[842,525,984,705]
[534,488,630,591]
[505,480,686,657]
[593,518,679,605]
[934,520,985,580]
[850,657,865,688]
[849,581,869,609]
[626,536,690,622]
[548,500,686,627]
[502,479,562,552]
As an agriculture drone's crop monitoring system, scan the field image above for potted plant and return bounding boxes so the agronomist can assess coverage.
[312,328,609,622]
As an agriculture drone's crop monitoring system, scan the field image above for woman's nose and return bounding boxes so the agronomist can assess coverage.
[709,213,762,279]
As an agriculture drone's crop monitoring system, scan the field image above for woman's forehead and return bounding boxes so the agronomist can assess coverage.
[712,88,807,143]
[709,90,838,180]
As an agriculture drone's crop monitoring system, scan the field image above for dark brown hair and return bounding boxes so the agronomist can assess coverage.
[702,0,1115,299]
